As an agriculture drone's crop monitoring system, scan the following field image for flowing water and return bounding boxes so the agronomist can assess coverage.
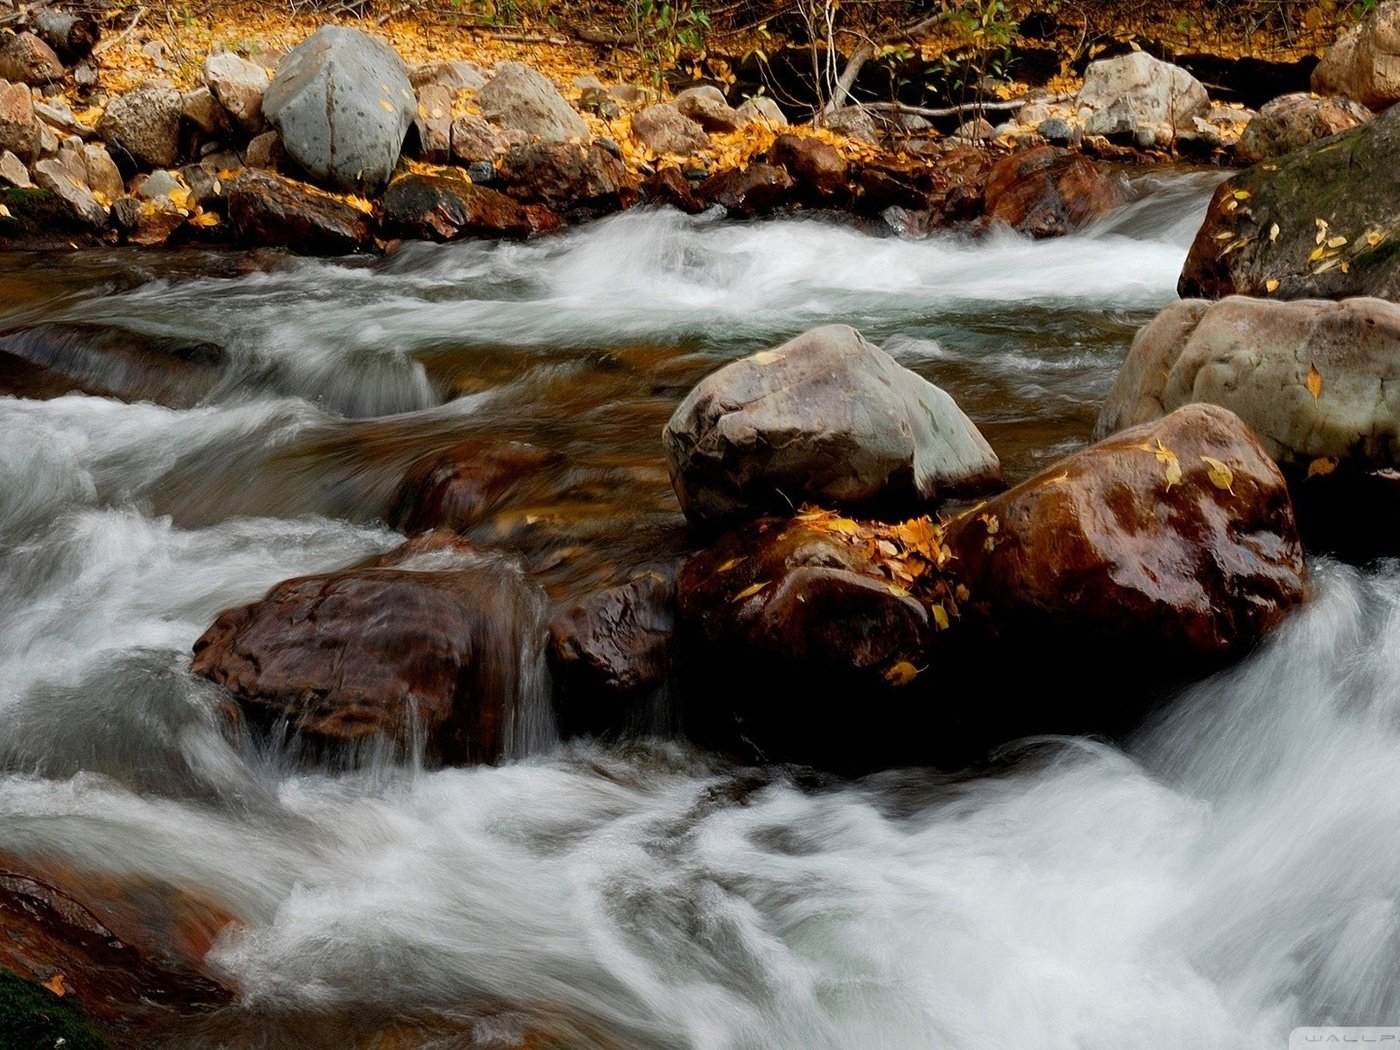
[3,173,1396,1048]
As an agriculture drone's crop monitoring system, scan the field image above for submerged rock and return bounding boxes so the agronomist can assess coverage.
[663,324,1002,527]
[979,145,1124,238]
[388,438,569,534]
[227,168,374,254]
[192,533,546,766]
[381,171,531,241]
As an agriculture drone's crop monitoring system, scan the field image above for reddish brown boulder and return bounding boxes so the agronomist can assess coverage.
[496,141,631,213]
[388,439,569,534]
[641,165,703,213]
[944,403,1307,661]
[980,145,1125,238]
[192,533,545,765]
[227,168,374,254]
[381,172,532,242]
[766,134,848,199]
[549,571,675,702]
[695,163,795,217]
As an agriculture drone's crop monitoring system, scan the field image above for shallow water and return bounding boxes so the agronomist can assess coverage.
[4,172,1388,1048]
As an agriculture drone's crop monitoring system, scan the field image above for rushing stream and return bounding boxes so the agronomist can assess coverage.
[3,172,1396,1048]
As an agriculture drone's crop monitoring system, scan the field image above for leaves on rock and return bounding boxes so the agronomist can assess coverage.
[1308,456,1338,478]
[41,974,66,997]
[732,580,767,601]
[884,660,921,686]
[1307,363,1323,400]
[1200,456,1235,493]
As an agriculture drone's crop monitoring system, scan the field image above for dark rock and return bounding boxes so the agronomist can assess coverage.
[663,324,1002,527]
[1037,117,1074,145]
[766,133,847,199]
[227,168,374,254]
[179,163,224,211]
[1235,92,1371,165]
[496,141,630,213]
[381,171,531,241]
[694,162,793,217]
[243,128,281,169]
[0,33,63,87]
[388,438,569,534]
[261,25,417,193]
[1179,103,1400,300]
[450,112,510,164]
[641,165,703,213]
[980,145,1125,237]
[549,571,675,704]
[191,532,546,766]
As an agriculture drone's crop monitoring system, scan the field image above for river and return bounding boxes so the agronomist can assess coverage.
[3,173,1395,1048]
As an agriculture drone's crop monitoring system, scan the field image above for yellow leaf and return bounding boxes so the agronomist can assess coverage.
[190,211,220,227]
[1233,189,1251,200]
[1367,230,1385,247]
[1341,261,1351,273]
[1327,235,1348,248]
[380,98,395,112]
[0,203,9,219]
[1201,456,1235,493]
[1307,456,1338,478]
[42,974,65,997]
[828,517,859,536]
[1153,439,1182,489]
[1269,223,1280,243]
[716,557,742,572]
[954,583,970,602]
[1214,230,1234,241]
[931,604,950,630]
[751,349,781,364]
[979,513,999,535]
[1309,245,1326,262]
[884,660,920,686]
[886,582,910,598]
[1266,278,1280,293]
[1307,363,1323,400]
[732,581,767,601]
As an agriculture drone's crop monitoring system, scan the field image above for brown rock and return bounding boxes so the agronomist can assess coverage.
[549,571,675,700]
[227,168,374,254]
[192,533,546,766]
[980,145,1125,237]
[450,112,509,164]
[243,128,281,169]
[673,84,745,133]
[943,403,1307,661]
[0,147,31,187]
[767,133,847,198]
[0,32,63,86]
[630,103,709,155]
[1235,92,1372,165]
[82,143,122,199]
[641,165,703,213]
[413,82,452,163]
[201,50,268,134]
[96,85,183,171]
[694,162,794,217]
[32,158,107,228]
[388,439,568,533]
[180,86,227,136]
[0,79,40,164]
[1312,0,1400,110]
[381,171,532,241]
[497,140,630,213]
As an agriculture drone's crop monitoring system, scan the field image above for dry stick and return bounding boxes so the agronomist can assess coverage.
[34,98,95,138]
[856,92,1074,122]
[821,8,955,117]
[92,3,145,55]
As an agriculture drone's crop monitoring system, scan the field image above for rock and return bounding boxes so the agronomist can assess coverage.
[476,60,588,144]
[467,159,496,184]
[1077,51,1210,145]
[136,167,180,200]
[953,116,996,141]
[673,85,746,133]
[261,25,417,193]
[409,59,485,93]
[180,86,226,136]
[191,533,545,766]
[96,85,183,171]
[107,194,140,235]
[943,403,1306,663]
[227,168,374,253]
[381,171,531,241]
[179,162,224,211]
[243,128,281,169]
[1234,92,1372,165]
[822,105,880,143]
[1037,116,1074,145]
[578,85,619,119]
[81,144,122,199]
[608,82,654,106]
[388,439,567,533]
[72,56,98,93]
[0,32,62,87]
[413,82,452,162]
[1179,102,1400,300]
[31,158,107,228]
[663,324,1002,526]
[767,133,847,199]
[496,141,629,212]
[202,50,269,133]
[125,200,186,246]
[450,112,509,163]
[0,148,31,187]
[641,165,702,213]
[1313,0,1400,110]
[54,142,84,183]
[630,103,708,155]
[736,95,787,127]
[980,145,1125,238]
[694,162,794,217]
[549,572,675,708]
[0,80,40,163]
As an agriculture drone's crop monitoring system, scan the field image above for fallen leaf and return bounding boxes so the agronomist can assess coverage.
[1201,456,1235,493]
[1233,189,1251,201]
[751,349,781,364]
[828,517,859,536]
[1266,278,1280,292]
[732,581,767,601]
[716,557,742,572]
[979,513,999,535]
[886,582,910,598]
[1269,223,1280,243]
[1367,230,1385,247]
[884,660,920,686]
[1154,439,1182,489]
[0,203,9,219]
[1309,245,1327,262]
[1327,235,1348,248]
[1308,456,1338,478]
[931,604,950,630]
[42,974,65,997]
[1307,363,1323,400]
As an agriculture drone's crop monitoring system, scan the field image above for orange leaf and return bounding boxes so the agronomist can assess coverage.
[1307,457,1338,478]
[42,973,65,997]
[1307,363,1323,401]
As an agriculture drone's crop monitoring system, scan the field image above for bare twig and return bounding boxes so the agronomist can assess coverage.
[854,92,1073,121]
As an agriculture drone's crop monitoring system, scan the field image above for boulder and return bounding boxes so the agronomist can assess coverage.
[694,162,794,217]
[630,103,709,155]
[227,168,374,254]
[450,112,511,163]
[1312,0,1400,110]
[496,141,629,212]
[1076,51,1210,146]
[192,533,546,766]
[201,50,269,134]
[0,80,40,164]
[0,148,31,187]
[96,85,183,171]
[822,105,879,143]
[0,32,62,86]
[736,95,787,127]
[1234,92,1372,164]
[766,133,847,199]
[673,85,745,134]
[980,145,1125,238]
[31,158,108,228]
[944,403,1306,662]
[261,25,416,193]
[381,171,531,241]
[641,165,703,213]
[1179,102,1400,300]
[413,81,452,162]
[409,59,485,93]
[180,86,226,136]
[475,60,588,144]
[243,128,282,169]
[81,144,123,200]
[388,439,568,533]
[663,324,1002,526]
[549,571,675,707]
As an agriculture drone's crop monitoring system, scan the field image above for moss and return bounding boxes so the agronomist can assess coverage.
[0,970,108,1050]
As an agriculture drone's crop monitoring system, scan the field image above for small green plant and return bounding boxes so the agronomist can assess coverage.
[628,0,711,83]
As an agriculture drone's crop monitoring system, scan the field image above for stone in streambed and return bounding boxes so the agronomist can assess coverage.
[0,81,41,164]
[388,438,569,534]
[663,324,1002,527]
[630,103,709,156]
[694,162,793,217]
[202,50,269,134]
[381,171,531,242]
[1234,92,1371,165]
[96,85,183,171]
[1312,0,1400,111]
[979,145,1125,238]
[227,168,374,254]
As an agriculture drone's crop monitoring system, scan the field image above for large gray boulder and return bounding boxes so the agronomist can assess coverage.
[261,26,416,193]
[1234,92,1372,165]
[663,325,1003,526]
[1076,51,1209,146]
[1097,296,1400,472]
[96,85,183,170]
[476,61,588,144]
[202,51,269,134]
[1313,0,1400,111]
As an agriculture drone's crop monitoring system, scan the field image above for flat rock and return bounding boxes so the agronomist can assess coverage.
[227,167,374,253]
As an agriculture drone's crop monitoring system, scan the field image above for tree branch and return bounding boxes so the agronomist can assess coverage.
[856,92,1073,121]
